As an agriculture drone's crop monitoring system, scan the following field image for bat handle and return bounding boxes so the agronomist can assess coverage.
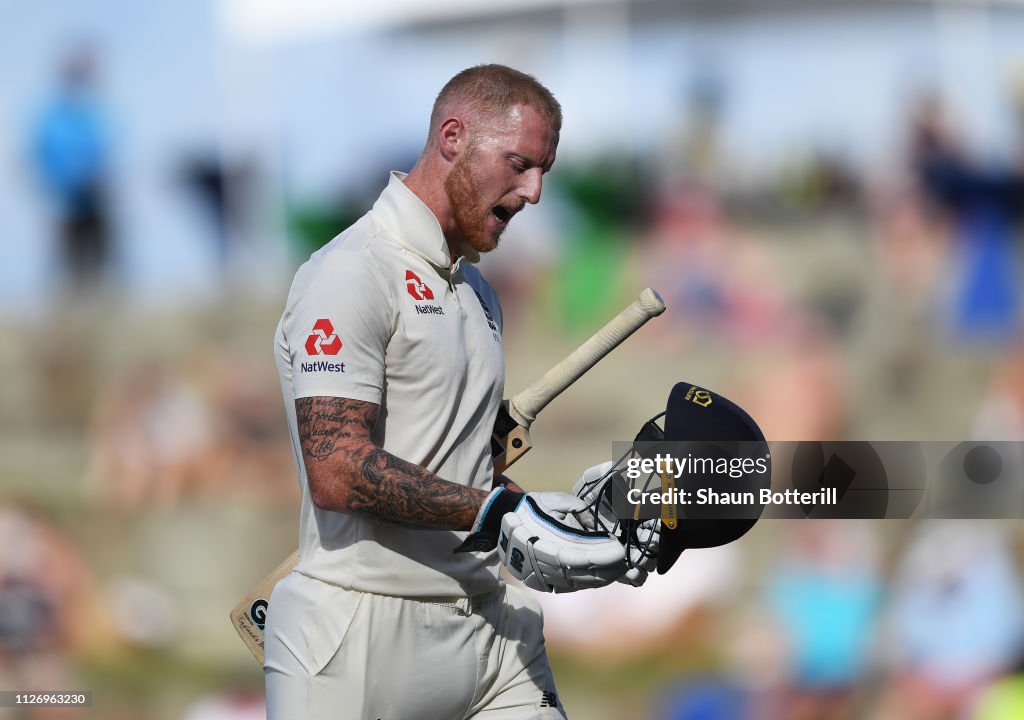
[509,288,666,426]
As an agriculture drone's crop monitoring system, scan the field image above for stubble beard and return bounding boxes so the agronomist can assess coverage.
[444,146,503,255]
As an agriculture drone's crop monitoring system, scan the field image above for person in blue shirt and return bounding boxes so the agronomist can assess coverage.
[34,46,111,289]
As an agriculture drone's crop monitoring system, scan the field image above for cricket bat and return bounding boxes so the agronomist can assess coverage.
[230,288,666,663]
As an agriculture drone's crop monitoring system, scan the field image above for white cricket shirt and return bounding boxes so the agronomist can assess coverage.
[274,172,506,597]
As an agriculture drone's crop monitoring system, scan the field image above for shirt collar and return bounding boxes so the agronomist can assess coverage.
[371,171,480,270]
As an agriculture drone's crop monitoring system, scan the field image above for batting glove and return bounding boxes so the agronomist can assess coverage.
[454,487,627,593]
[573,462,661,587]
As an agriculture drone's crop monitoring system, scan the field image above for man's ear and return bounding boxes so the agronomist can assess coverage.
[437,117,465,162]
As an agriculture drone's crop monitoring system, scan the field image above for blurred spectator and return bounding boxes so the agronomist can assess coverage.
[879,521,1024,720]
[32,43,113,292]
[737,320,849,442]
[861,181,948,404]
[537,543,744,657]
[972,346,1024,440]
[760,521,883,720]
[201,349,296,501]
[87,359,216,513]
[910,94,1024,344]
[86,351,295,513]
[658,68,726,189]
[655,675,749,720]
[179,150,258,273]
[0,503,111,719]
[643,179,798,350]
[869,183,946,318]
[780,151,860,213]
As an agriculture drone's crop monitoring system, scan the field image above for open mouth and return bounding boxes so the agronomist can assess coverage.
[491,206,512,223]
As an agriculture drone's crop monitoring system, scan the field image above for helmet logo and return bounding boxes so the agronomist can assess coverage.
[684,385,713,408]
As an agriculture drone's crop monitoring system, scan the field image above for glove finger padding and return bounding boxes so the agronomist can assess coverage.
[573,461,616,499]
[500,494,627,593]
[629,519,661,571]
[573,462,664,586]
[614,519,661,586]
[572,461,617,532]
[618,567,649,587]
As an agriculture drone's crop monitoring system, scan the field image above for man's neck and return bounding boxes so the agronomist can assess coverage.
[403,162,462,264]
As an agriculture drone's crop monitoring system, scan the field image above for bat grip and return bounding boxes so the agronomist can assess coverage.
[509,288,665,426]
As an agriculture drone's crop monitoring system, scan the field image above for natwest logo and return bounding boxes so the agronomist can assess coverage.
[405,270,434,301]
[305,318,342,356]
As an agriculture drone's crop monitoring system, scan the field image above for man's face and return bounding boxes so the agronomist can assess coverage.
[444,104,558,254]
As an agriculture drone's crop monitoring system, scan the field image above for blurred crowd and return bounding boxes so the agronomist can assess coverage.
[539,519,1024,720]
[4,10,1024,719]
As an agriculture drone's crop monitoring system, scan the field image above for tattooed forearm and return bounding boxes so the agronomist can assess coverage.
[347,449,484,529]
[295,396,488,530]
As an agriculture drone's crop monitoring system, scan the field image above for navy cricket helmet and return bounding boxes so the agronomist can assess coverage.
[577,382,771,575]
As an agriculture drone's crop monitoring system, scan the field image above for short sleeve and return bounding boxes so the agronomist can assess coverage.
[282,251,393,404]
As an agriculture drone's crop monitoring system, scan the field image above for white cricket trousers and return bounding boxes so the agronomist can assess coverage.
[264,572,568,720]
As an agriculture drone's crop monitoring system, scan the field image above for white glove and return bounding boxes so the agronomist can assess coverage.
[573,462,661,587]
[572,461,619,531]
[500,492,627,593]
[455,488,627,593]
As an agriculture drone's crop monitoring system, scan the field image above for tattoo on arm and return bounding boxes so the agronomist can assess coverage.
[295,396,487,530]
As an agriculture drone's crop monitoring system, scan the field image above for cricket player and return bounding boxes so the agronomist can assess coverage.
[265,65,635,720]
